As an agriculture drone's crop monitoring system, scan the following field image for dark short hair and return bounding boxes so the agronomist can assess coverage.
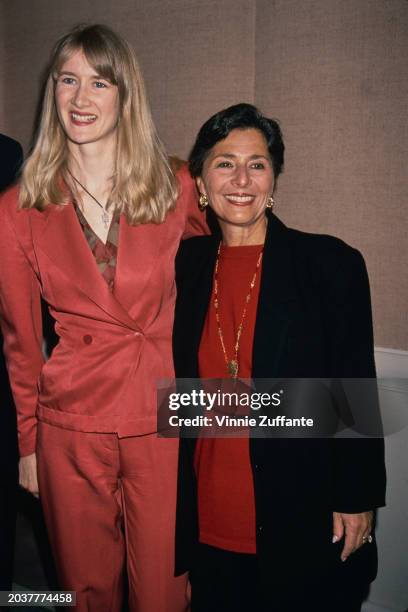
[188,103,284,179]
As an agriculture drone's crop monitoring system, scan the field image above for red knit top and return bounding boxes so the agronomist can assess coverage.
[195,243,263,553]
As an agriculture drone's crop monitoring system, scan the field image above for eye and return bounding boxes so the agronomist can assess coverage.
[94,80,108,88]
[250,161,266,169]
[216,161,233,168]
[60,77,76,85]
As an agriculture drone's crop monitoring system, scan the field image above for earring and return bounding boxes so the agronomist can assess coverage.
[198,194,209,211]
[266,195,274,209]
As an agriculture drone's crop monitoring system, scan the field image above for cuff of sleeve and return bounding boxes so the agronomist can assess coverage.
[18,424,37,457]
[333,497,386,513]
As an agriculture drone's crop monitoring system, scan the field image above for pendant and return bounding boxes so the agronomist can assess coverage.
[101,210,111,229]
[228,359,239,378]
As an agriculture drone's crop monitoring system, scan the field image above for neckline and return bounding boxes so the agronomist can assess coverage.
[219,243,264,259]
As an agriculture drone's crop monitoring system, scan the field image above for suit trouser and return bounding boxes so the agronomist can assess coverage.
[37,422,189,612]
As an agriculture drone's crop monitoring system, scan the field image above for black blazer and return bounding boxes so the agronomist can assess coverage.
[0,133,22,589]
[173,211,386,603]
[0,134,23,473]
[0,133,23,193]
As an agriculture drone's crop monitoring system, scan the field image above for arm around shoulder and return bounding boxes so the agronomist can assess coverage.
[174,162,209,239]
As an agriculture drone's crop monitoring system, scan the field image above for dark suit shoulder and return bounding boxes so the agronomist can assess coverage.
[0,133,23,156]
[286,226,365,276]
[0,135,23,192]
[275,225,369,308]
[288,226,359,257]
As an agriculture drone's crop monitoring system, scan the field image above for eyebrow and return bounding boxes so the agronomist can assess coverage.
[212,153,270,161]
[57,70,106,79]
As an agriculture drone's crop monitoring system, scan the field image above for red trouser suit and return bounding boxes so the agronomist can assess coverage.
[0,165,205,611]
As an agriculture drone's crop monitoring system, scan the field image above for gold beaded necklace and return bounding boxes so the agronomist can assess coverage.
[213,244,263,379]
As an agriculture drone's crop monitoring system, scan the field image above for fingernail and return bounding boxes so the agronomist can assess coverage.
[341,556,347,562]
[332,535,338,543]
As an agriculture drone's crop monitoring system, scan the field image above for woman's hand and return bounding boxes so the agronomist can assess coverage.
[332,511,373,561]
[19,453,39,498]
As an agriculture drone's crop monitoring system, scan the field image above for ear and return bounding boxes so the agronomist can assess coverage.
[196,177,207,197]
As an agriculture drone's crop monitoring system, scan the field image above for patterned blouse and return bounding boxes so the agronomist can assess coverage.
[75,205,119,291]
[73,158,184,291]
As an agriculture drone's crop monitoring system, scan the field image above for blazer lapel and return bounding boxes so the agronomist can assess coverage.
[174,236,219,378]
[32,203,140,330]
[113,215,163,321]
[196,238,219,337]
[253,212,299,377]
[189,237,219,373]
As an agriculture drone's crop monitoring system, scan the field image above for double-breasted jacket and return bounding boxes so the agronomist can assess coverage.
[0,164,206,457]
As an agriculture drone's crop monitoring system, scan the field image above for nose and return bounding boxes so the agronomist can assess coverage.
[72,82,89,108]
[232,164,250,187]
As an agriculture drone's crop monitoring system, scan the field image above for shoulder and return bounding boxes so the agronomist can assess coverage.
[0,136,23,191]
[169,155,186,175]
[168,159,195,211]
[0,134,23,158]
[288,225,359,257]
[173,160,195,196]
[266,214,369,294]
[286,225,366,276]
[169,158,191,187]
[0,185,35,241]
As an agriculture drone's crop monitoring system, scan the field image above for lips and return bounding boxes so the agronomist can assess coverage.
[70,111,97,126]
[224,193,255,206]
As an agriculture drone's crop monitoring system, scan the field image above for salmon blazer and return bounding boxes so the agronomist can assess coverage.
[0,165,206,456]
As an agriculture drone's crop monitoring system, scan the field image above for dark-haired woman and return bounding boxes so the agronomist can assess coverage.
[173,103,386,611]
[0,24,206,611]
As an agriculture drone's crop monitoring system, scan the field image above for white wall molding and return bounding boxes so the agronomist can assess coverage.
[375,347,408,378]
[363,602,402,612]
[367,346,408,612]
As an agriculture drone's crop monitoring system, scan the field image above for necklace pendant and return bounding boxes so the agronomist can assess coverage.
[228,359,239,379]
[102,210,110,229]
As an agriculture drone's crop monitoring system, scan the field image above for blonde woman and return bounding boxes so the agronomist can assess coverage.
[0,24,205,611]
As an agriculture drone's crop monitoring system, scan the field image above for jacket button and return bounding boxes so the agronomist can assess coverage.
[83,334,93,345]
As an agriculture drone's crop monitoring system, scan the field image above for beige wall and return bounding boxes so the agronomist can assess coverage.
[0,2,6,122]
[0,0,406,349]
[0,0,255,153]
[255,0,408,350]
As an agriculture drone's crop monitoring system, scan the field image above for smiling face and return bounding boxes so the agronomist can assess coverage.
[54,50,120,151]
[197,128,275,245]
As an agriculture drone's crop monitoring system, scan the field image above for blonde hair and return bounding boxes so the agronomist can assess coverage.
[20,24,178,224]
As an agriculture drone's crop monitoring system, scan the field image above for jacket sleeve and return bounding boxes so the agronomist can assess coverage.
[0,192,44,457]
[321,246,386,512]
[176,163,209,239]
